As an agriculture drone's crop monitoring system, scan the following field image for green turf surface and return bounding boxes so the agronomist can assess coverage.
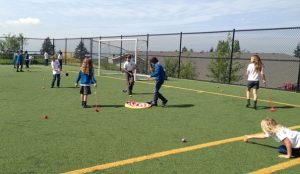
[0,65,299,173]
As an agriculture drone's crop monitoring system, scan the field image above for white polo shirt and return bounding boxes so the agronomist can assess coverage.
[123,60,135,71]
[265,127,300,148]
[247,63,263,81]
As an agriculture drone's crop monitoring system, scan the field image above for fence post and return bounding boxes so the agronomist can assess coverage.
[90,38,93,60]
[52,38,55,55]
[228,29,235,84]
[64,38,67,65]
[146,34,149,73]
[178,32,183,78]
[120,35,123,71]
[297,59,300,92]
[21,37,24,51]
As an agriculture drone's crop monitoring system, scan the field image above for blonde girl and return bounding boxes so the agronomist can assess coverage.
[75,56,97,108]
[246,55,266,109]
[244,117,300,158]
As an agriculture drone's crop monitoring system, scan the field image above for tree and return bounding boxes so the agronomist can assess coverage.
[207,33,243,83]
[0,33,24,52]
[74,40,89,61]
[164,57,179,78]
[180,60,196,79]
[182,46,188,52]
[294,42,300,58]
[40,37,54,55]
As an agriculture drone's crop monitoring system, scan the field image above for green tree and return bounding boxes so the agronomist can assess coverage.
[294,42,300,58]
[180,60,196,79]
[164,57,178,78]
[0,33,24,52]
[74,40,89,61]
[40,37,54,55]
[207,33,243,83]
[182,46,188,52]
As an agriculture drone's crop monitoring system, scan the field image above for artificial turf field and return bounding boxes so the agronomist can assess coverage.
[0,64,300,174]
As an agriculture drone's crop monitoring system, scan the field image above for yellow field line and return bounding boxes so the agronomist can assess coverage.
[249,158,300,174]
[62,136,244,174]
[100,75,300,108]
[62,125,300,174]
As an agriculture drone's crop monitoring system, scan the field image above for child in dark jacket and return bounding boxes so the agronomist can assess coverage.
[75,56,97,108]
[148,57,168,107]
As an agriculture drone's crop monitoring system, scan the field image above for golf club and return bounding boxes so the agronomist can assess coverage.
[264,83,276,112]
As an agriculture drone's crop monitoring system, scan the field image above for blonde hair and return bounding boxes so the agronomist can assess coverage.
[80,57,93,75]
[251,55,263,72]
[260,117,283,135]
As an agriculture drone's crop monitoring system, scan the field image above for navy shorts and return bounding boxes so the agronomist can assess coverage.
[247,81,259,89]
[80,86,91,95]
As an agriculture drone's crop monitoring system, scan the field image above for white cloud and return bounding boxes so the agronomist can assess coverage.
[0,17,40,27]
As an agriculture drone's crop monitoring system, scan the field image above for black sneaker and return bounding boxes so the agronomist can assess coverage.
[162,100,168,107]
[246,104,250,108]
[151,103,158,107]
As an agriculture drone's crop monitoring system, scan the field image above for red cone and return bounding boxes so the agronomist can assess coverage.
[270,106,276,112]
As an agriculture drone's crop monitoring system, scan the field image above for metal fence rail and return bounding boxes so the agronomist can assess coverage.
[1,26,299,92]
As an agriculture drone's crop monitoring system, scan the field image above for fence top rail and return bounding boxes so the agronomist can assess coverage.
[1,26,299,40]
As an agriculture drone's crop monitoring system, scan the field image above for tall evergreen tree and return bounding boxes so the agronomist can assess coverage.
[294,42,300,58]
[74,40,89,62]
[40,37,54,55]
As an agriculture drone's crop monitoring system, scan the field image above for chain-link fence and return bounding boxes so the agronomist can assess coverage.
[1,27,299,92]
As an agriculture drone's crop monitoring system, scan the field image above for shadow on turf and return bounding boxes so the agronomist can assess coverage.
[92,104,124,108]
[131,92,153,95]
[248,142,278,149]
[165,104,194,108]
[256,105,295,110]
[58,86,78,89]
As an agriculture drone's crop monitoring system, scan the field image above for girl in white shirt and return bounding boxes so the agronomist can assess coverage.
[246,55,266,109]
[244,117,300,158]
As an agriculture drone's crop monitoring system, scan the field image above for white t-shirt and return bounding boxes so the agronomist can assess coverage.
[247,63,263,81]
[51,60,60,75]
[44,52,48,60]
[57,54,63,60]
[123,60,135,71]
[265,127,300,148]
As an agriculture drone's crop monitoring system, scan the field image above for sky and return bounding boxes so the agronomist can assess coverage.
[0,0,299,38]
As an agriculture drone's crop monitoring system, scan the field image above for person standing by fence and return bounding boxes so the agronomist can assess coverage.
[44,51,49,66]
[13,51,18,68]
[57,51,63,70]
